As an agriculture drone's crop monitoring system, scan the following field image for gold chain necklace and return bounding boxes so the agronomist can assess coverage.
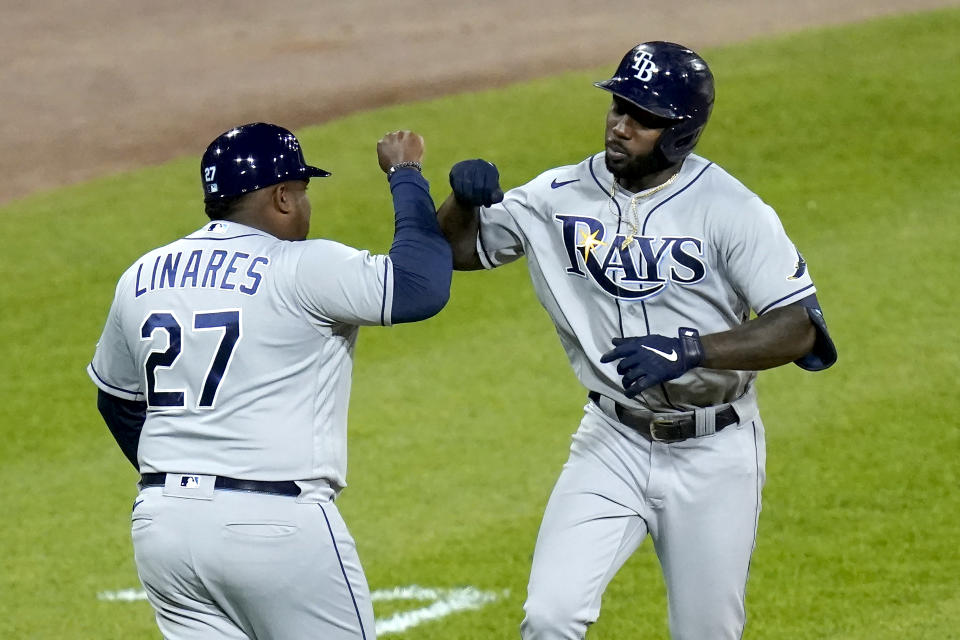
[608,171,681,249]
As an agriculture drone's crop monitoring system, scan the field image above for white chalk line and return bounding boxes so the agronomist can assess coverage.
[373,586,507,635]
[97,584,508,635]
[98,588,149,602]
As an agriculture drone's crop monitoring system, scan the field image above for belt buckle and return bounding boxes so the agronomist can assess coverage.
[650,415,685,443]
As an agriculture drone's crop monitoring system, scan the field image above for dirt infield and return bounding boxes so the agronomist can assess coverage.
[1,0,954,204]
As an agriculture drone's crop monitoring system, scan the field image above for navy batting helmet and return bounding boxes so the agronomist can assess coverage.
[595,42,714,163]
[201,122,330,202]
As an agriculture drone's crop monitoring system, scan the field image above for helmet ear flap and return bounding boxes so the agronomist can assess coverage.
[657,117,709,164]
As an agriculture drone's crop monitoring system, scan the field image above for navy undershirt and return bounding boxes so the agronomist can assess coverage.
[97,390,144,470]
[385,168,452,323]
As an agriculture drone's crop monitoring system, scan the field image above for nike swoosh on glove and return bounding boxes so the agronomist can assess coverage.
[600,327,705,397]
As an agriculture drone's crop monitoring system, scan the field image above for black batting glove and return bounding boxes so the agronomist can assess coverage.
[600,327,705,397]
[449,159,504,207]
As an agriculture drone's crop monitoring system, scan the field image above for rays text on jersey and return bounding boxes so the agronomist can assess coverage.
[555,214,706,300]
[134,249,270,298]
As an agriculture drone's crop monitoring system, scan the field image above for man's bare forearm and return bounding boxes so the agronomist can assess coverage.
[701,304,815,370]
[436,193,484,270]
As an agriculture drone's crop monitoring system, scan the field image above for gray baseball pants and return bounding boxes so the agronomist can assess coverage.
[521,401,766,639]
[131,481,374,640]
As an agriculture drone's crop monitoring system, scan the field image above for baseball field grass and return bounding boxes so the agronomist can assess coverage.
[2,7,959,638]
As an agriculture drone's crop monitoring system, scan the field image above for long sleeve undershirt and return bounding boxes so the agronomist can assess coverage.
[386,168,452,323]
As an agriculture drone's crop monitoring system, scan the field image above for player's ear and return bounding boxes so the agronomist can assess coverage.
[272,183,294,214]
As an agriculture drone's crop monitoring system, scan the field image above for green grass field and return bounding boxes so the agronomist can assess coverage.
[2,8,959,638]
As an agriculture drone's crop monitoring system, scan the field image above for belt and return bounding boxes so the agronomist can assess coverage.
[587,391,739,443]
[140,473,301,497]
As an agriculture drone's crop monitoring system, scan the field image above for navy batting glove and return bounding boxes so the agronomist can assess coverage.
[600,328,705,397]
[449,159,504,207]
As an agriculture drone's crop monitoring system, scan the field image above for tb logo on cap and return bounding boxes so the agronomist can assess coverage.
[632,50,658,81]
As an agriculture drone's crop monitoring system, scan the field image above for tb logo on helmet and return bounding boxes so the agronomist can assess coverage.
[631,50,658,81]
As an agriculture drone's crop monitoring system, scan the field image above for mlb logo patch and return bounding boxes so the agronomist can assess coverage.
[207,222,228,234]
[163,473,215,499]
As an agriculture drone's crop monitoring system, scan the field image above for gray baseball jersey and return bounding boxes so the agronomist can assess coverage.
[87,219,394,493]
[476,151,818,639]
[477,152,816,412]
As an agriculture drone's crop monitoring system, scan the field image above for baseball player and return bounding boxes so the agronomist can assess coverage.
[87,123,451,639]
[437,42,837,639]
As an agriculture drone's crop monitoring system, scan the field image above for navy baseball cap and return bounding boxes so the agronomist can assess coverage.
[201,122,331,202]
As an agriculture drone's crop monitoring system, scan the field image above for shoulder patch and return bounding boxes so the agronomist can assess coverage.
[787,249,807,280]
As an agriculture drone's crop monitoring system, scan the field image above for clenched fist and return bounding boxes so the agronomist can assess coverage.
[377,130,425,173]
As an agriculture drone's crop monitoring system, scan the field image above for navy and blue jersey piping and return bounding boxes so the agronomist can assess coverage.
[737,419,762,640]
[181,233,268,242]
[89,363,143,399]
[756,284,815,315]
[379,259,389,326]
[318,504,368,640]
[588,154,608,196]
[641,162,713,234]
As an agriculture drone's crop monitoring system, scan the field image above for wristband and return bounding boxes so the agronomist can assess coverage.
[678,327,705,368]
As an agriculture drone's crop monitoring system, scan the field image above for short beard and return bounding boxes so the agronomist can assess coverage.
[606,148,672,185]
